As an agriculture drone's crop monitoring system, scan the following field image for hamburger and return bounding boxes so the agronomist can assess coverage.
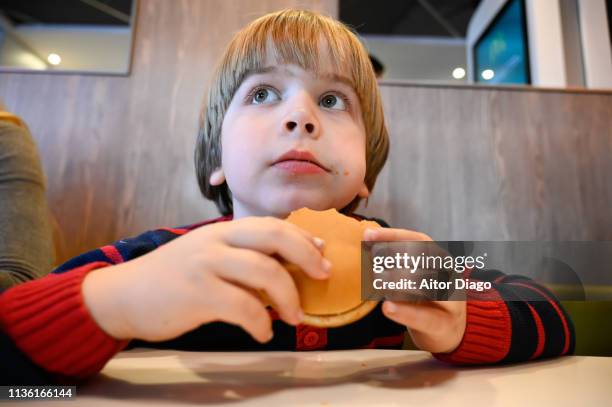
[282,207,381,327]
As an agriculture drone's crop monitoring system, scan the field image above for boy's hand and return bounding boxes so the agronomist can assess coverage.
[364,228,467,354]
[82,217,330,343]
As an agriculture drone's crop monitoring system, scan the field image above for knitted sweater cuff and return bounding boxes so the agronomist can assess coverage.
[0,262,129,378]
[433,288,512,365]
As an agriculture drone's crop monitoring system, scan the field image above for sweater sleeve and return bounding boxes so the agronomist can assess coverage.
[434,269,575,364]
[0,117,54,289]
[0,262,129,383]
[0,224,192,384]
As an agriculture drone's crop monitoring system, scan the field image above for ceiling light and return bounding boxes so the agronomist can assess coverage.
[481,69,495,80]
[452,67,466,79]
[47,53,61,65]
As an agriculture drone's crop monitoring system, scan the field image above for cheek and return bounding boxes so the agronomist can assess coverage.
[222,110,273,149]
[221,118,248,178]
[330,125,367,177]
[348,154,367,185]
[221,113,270,187]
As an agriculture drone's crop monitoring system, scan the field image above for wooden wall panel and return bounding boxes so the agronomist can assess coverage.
[358,85,612,241]
[0,0,338,263]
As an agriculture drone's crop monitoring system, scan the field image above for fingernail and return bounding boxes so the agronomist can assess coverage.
[321,258,332,274]
[296,309,304,323]
[265,330,274,342]
[385,301,397,314]
[364,228,377,240]
[313,237,325,249]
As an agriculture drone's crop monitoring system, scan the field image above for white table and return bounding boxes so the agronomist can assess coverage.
[22,348,612,406]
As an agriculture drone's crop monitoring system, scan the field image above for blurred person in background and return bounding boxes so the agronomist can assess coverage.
[0,99,54,289]
[369,54,385,79]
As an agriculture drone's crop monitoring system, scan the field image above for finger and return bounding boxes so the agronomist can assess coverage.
[213,247,303,325]
[240,217,325,252]
[224,217,330,279]
[213,281,273,343]
[364,228,432,242]
[281,220,326,252]
[382,300,447,334]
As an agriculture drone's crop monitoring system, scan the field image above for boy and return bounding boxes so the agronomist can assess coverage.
[0,10,574,382]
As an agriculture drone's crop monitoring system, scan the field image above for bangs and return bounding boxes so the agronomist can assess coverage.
[223,10,371,98]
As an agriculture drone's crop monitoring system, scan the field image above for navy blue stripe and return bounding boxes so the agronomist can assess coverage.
[507,283,573,357]
[53,248,110,274]
[493,283,538,363]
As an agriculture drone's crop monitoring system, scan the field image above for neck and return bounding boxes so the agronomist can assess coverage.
[231,199,289,220]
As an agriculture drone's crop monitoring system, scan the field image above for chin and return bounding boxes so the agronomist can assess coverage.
[272,193,351,217]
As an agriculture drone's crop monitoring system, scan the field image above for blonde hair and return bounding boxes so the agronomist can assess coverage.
[195,9,389,215]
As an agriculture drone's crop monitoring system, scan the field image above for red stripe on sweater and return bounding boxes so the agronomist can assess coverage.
[183,215,233,230]
[526,303,545,359]
[494,275,506,283]
[508,282,571,355]
[434,287,512,365]
[157,215,234,236]
[0,262,128,378]
[100,245,124,264]
[364,333,405,349]
[159,227,189,235]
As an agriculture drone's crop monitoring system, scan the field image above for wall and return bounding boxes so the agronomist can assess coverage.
[362,36,467,83]
[359,83,612,241]
[577,0,612,88]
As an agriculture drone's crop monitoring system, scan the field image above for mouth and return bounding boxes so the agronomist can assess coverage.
[272,149,330,174]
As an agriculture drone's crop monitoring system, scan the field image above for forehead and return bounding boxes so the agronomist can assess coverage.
[246,64,355,89]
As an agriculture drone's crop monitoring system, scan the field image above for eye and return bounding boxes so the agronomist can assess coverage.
[250,87,280,104]
[320,93,348,110]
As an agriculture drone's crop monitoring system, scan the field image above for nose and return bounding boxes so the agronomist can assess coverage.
[282,97,320,138]
[286,120,315,134]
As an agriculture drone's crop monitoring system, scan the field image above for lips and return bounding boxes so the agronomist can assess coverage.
[272,149,330,173]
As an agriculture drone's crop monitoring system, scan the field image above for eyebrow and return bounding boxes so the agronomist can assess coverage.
[246,66,355,88]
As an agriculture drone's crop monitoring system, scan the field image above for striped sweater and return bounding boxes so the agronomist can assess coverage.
[0,214,575,383]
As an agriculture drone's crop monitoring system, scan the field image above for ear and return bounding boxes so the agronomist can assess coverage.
[209,168,226,186]
[358,183,370,198]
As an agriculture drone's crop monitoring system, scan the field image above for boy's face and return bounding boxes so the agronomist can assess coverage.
[220,59,368,218]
